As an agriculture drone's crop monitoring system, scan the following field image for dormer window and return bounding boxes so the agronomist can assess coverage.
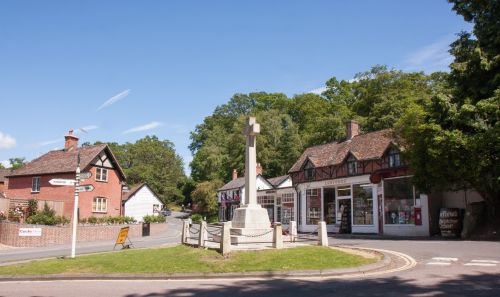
[388,148,401,167]
[347,155,358,175]
[96,167,108,182]
[303,161,315,181]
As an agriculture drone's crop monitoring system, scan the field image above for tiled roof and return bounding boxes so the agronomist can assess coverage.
[267,175,290,187]
[289,129,395,173]
[7,144,125,179]
[219,177,245,191]
[0,169,12,182]
[122,183,146,202]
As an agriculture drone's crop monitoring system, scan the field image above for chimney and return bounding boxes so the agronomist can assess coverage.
[346,120,359,140]
[64,129,79,151]
[232,169,238,180]
[256,163,263,175]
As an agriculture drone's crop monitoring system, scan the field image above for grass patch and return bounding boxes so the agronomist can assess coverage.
[0,245,378,276]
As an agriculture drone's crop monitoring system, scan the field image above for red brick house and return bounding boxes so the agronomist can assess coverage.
[5,130,126,220]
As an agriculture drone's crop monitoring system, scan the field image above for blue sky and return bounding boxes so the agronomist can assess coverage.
[0,1,472,174]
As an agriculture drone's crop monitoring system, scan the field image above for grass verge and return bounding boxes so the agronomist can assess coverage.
[0,245,379,276]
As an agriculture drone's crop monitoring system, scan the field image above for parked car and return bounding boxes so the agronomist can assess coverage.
[160,209,172,216]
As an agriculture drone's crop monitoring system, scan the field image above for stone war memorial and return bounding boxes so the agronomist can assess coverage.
[229,116,273,243]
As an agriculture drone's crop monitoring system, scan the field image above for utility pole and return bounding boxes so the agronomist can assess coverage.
[71,152,81,258]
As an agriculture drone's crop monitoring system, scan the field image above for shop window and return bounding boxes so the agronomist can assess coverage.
[353,184,373,225]
[306,189,320,225]
[388,148,401,167]
[279,192,295,224]
[337,186,351,197]
[384,177,416,224]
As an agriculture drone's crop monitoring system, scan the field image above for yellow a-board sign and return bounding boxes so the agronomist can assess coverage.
[114,226,133,249]
[116,227,129,244]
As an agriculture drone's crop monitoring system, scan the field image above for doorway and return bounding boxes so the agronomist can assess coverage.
[338,198,352,233]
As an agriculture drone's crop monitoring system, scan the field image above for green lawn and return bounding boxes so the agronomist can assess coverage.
[0,245,378,276]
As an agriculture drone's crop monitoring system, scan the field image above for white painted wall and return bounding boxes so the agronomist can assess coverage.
[276,177,292,188]
[124,186,163,222]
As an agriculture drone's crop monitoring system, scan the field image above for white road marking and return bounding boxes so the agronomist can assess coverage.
[464,263,497,267]
[470,260,499,264]
[426,262,452,266]
[431,257,458,262]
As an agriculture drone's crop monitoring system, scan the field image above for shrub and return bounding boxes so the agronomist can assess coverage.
[0,211,6,221]
[26,213,69,225]
[191,213,203,223]
[27,199,38,218]
[80,216,136,225]
[143,214,166,223]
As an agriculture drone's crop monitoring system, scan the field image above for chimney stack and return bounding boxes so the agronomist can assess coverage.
[64,129,79,151]
[346,120,359,140]
[256,163,263,176]
[232,169,238,180]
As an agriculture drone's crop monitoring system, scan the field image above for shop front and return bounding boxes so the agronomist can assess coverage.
[257,188,296,227]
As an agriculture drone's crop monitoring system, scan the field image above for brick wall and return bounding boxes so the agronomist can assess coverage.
[0,221,168,247]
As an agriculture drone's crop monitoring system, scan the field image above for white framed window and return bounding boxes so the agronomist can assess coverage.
[306,189,320,225]
[92,197,107,213]
[32,177,41,192]
[96,167,108,182]
[257,195,274,205]
[388,148,401,167]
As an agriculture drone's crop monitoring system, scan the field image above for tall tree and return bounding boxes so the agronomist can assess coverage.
[9,157,26,169]
[398,0,500,219]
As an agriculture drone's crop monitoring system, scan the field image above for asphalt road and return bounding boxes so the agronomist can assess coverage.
[0,217,499,296]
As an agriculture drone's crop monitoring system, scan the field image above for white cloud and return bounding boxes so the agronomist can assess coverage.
[32,138,61,148]
[98,89,131,110]
[309,86,328,95]
[405,36,455,72]
[77,125,99,134]
[122,121,163,134]
[0,131,16,149]
[1,160,10,168]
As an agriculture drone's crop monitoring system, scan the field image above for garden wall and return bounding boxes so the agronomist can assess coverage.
[0,221,167,247]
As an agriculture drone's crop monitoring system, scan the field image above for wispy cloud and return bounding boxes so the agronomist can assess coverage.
[309,86,328,95]
[122,121,163,134]
[98,89,131,110]
[31,138,61,149]
[76,125,99,134]
[405,36,455,72]
[0,131,16,149]
[1,160,10,168]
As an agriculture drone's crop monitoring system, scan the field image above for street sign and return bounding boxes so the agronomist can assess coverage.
[49,179,76,186]
[76,184,94,192]
[80,172,92,180]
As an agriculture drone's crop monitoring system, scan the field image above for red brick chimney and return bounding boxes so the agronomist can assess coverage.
[232,169,238,180]
[64,129,79,151]
[256,163,263,175]
[346,120,359,140]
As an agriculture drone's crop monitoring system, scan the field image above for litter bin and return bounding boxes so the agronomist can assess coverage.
[142,222,150,237]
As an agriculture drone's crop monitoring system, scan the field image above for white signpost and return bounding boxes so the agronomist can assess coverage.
[49,179,76,186]
[76,185,94,193]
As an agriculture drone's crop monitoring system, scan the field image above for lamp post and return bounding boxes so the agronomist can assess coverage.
[70,152,81,258]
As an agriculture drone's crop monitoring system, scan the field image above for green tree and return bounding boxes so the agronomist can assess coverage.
[398,0,500,219]
[9,157,26,169]
[191,180,223,215]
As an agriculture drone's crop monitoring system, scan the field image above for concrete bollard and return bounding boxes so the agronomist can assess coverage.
[181,219,189,244]
[199,221,207,248]
[220,222,231,255]
[289,221,297,243]
[273,223,284,249]
[318,221,328,246]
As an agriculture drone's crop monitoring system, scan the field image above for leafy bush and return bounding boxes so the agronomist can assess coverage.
[143,214,166,223]
[26,213,69,225]
[80,216,136,225]
[191,213,203,223]
[27,199,38,218]
[0,211,6,221]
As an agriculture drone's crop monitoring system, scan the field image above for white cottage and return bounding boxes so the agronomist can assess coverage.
[122,183,163,222]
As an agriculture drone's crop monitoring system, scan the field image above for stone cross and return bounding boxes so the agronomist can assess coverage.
[244,117,260,206]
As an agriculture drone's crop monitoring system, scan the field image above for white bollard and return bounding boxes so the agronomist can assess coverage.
[289,221,297,243]
[273,223,284,249]
[221,222,231,255]
[199,221,207,247]
[181,219,189,244]
[318,221,328,247]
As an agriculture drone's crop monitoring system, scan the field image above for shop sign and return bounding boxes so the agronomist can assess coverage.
[19,228,42,237]
[325,179,347,186]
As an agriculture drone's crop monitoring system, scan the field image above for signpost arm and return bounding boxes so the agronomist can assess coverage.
[71,153,81,258]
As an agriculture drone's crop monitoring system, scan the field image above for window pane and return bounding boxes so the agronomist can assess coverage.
[102,169,108,181]
[96,169,101,181]
[353,184,373,225]
[384,177,415,224]
[306,189,320,225]
[337,187,351,197]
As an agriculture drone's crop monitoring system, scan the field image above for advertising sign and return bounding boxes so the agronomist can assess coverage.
[19,228,42,237]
